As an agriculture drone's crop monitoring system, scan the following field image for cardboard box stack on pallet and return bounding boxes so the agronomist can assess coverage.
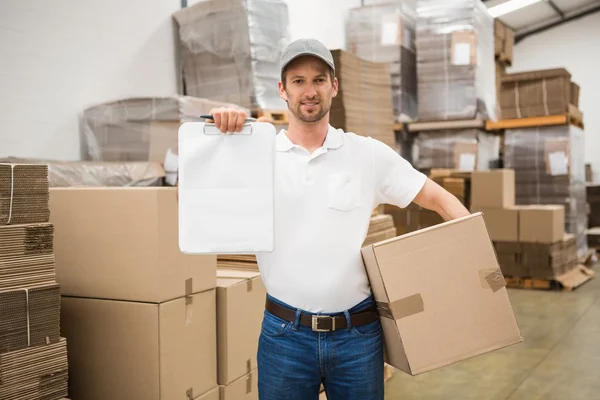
[172,0,290,111]
[0,163,69,400]
[47,187,272,400]
[345,2,418,123]
[415,0,497,122]
[470,169,593,289]
[328,50,397,151]
[409,0,500,174]
[503,123,589,258]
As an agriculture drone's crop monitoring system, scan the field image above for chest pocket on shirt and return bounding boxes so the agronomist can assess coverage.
[327,172,362,212]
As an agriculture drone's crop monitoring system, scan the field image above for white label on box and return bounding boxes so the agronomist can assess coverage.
[459,153,476,171]
[381,22,399,45]
[548,151,568,175]
[453,43,471,65]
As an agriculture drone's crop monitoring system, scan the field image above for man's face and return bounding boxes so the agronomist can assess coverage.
[278,56,338,124]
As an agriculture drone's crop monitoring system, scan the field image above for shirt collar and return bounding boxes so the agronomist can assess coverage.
[276,125,343,152]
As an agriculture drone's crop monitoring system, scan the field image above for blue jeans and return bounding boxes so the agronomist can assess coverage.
[257,294,384,400]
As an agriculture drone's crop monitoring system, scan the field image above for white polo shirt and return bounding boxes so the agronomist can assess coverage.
[255,125,427,313]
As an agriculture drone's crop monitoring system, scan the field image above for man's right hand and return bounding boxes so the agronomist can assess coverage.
[208,107,271,133]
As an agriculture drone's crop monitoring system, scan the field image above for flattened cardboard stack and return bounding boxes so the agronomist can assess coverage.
[50,187,219,400]
[80,96,248,164]
[0,163,68,400]
[1,164,50,225]
[499,68,580,120]
[415,0,497,121]
[413,128,499,172]
[504,124,589,257]
[470,169,593,287]
[363,214,397,247]
[345,3,418,122]
[217,255,259,272]
[329,50,396,150]
[493,19,513,117]
[0,157,166,188]
[172,0,290,110]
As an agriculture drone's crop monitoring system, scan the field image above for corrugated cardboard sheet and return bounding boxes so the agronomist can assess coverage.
[1,164,50,226]
[0,283,61,354]
[361,213,522,375]
[330,50,396,150]
[0,338,68,400]
[0,223,56,290]
[363,214,397,247]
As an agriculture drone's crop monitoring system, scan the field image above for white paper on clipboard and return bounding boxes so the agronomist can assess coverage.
[178,121,276,254]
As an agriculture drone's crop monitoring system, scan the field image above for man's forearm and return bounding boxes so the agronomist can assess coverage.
[435,190,470,221]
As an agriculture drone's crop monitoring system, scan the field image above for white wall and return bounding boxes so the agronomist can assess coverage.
[0,0,182,161]
[510,12,600,182]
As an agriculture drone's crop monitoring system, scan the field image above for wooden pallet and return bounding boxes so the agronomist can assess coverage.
[252,109,288,124]
[504,265,595,291]
[486,104,584,131]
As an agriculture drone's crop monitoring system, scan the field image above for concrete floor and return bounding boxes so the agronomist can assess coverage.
[385,264,600,400]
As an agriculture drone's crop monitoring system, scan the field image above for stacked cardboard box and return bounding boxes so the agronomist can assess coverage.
[361,213,523,374]
[329,50,396,150]
[172,0,290,110]
[587,227,600,251]
[216,270,265,399]
[499,68,581,119]
[49,187,218,400]
[217,255,259,272]
[80,96,248,164]
[587,184,600,228]
[345,3,418,122]
[470,169,585,281]
[0,163,68,400]
[413,128,500,172]
[415,0,497,121]
[504,124,588,257]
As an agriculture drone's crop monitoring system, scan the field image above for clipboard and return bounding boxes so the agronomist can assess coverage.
[178,121,276,254]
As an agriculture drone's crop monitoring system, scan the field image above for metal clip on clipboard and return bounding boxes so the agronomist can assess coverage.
[199,115,255,135]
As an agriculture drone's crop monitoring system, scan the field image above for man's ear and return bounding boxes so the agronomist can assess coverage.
[332,77,339,98]
[278,81,288,102]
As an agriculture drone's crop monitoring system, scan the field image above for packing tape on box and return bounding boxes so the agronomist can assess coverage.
[376,293,424,320]
[247,279,253,292]
[247,359,252,374]
[246,371,253,394]
[5,165,15,224]
[185,278,193,325]
[186,388,193,400]
[479,268,506,292]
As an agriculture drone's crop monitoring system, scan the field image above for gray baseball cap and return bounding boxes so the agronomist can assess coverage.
[280,38,335,75]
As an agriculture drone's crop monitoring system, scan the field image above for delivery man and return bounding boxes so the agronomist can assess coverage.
[200,38,470,400]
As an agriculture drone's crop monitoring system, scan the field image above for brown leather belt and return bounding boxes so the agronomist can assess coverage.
[265,297,379,332]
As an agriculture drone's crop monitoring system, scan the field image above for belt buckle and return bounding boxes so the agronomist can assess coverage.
[312,315,334,332]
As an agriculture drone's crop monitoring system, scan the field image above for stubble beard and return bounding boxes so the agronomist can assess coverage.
[288,96,331,124]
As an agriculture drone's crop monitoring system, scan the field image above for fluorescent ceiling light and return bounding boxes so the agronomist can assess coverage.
[487,0,543,18]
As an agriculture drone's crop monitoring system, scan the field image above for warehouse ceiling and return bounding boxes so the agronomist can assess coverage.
[483,0,600,43]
